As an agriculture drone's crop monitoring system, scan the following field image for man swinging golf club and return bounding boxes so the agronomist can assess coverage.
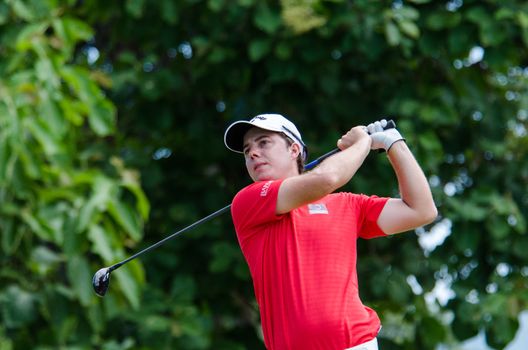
[224,114,437,350]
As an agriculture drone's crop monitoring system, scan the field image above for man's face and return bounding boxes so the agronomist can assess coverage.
[242,127,299,182]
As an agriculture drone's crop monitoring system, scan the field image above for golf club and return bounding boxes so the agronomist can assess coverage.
[92,119,396,296]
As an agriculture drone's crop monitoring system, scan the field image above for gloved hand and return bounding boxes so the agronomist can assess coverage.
[367,119,405,152]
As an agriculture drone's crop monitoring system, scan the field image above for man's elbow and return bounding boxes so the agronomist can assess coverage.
[420,203,438,225]
[311,170,344,194]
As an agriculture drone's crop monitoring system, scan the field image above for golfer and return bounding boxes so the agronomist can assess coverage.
[224,114,437,350]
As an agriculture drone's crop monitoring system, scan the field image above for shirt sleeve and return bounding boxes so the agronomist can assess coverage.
[354,194,390,239]
[231,180,284,241]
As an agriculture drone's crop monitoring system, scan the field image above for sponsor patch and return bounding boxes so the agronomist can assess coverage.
[308,203,328,214]
[260,181,272,197]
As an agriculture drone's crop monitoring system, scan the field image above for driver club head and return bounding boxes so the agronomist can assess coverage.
[92,267,111,297]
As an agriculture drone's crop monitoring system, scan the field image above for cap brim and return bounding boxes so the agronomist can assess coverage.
[224,121,255,153]
[224,118,308,161]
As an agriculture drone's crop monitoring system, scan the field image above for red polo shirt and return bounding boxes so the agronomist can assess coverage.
[231,180,389,349]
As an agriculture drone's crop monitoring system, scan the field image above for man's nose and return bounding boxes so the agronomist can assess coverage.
[248,146,260,159]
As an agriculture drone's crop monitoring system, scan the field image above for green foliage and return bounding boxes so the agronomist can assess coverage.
[0,0,148,348]
[1,0,528,349]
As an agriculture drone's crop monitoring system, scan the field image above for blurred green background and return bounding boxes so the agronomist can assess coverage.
[1,0,527,349]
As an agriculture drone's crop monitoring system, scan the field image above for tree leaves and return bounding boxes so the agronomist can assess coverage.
[61,67,116,136]
[248,38,272,61]
[280,0,326,34]
[253,3,282,34]
[67,255,93,306]
[114,261,145,310]
[0,1,149,347]
[383,4,421,46]
[0,285,37,328]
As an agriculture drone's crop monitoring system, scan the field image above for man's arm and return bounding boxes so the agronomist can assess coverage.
[276,126,371,214]
[377,140,438,234]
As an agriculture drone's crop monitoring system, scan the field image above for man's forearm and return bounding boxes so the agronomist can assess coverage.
[311,135,371,190]
[276,134,371,214]
[387,141,437,218]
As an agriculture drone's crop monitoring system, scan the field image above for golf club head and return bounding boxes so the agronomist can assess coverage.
[92,267,111,297]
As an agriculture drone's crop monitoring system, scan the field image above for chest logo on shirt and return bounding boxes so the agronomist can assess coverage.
[308,203,328,214]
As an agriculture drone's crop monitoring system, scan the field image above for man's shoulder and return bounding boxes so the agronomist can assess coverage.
[326,191,362,200]
[325,192,381,208]
[236,180,275,196]
[233,180,284,204]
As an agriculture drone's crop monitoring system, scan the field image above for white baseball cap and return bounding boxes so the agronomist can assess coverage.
[224,113,307,160]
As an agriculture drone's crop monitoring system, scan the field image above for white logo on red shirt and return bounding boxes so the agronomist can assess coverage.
[308,203,328,214]
[260,181,272,196]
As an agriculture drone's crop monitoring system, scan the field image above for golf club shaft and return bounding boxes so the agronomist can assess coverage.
[108,204,231,272]
[106,119,396,272]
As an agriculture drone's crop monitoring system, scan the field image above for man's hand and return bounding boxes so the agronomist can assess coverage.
[367,119,405,152]
[337,126,371,151]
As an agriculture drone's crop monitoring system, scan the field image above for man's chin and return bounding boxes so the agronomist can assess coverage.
[256,176,271,182]
[254,173,274,182]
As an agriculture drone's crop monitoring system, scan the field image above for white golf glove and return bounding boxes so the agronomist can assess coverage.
[367,119,405,152]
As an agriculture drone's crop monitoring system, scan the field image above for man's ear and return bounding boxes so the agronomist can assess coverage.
[290,143,301,159]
